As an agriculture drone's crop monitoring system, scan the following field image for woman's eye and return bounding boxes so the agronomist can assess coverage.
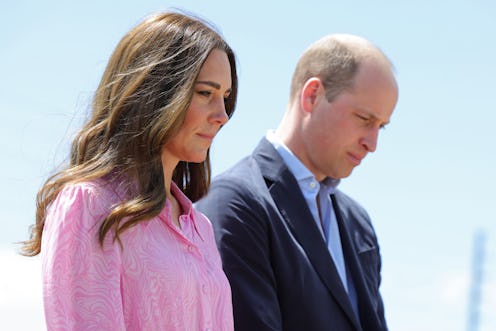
[197,90,212,97]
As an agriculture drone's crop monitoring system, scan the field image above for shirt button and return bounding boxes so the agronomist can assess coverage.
[309,181,316,189]
[202,284,208,294]
[188,245,194,252]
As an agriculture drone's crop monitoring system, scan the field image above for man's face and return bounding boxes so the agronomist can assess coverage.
[301,59,398,180]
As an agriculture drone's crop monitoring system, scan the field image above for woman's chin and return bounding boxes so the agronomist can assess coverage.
[184,152,208,164]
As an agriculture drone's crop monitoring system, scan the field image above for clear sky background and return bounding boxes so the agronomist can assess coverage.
[1,1,495,330]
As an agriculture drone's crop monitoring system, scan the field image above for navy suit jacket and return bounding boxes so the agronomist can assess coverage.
[196,138,387,331]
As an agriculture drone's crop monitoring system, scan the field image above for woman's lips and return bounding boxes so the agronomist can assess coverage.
[197,133,215,141]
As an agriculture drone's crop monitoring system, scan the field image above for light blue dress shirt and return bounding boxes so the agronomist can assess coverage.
[266,131,360,320]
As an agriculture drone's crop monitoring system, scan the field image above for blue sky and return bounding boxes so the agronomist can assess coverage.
[1,1,495,330]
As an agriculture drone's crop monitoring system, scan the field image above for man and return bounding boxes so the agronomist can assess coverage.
[196,34,399,331]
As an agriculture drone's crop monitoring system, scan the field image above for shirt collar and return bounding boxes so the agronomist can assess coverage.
[169,182,204,241]
[266,130,341,192]
[171,182,193,216]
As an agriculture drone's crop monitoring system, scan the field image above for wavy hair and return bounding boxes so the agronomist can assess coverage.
[22,11,238,256]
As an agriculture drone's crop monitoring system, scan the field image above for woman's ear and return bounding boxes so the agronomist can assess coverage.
[300,77,324,113]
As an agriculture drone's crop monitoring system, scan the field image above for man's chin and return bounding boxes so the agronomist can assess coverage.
[337,167,354,179]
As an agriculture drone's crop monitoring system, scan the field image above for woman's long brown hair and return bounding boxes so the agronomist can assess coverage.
[21,11,238,256]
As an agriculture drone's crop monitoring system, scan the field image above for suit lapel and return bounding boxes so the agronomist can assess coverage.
[332,194,382,331]
[252,139,362,331]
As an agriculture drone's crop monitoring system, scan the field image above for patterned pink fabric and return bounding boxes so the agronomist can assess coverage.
[41,179,234,331]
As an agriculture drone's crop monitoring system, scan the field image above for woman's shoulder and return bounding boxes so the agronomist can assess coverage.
[60,178,112,198]
[54,178,119,216]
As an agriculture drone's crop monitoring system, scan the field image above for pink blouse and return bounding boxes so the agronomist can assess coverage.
[41,179,234,331]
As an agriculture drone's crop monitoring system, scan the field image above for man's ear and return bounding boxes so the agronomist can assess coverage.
[300,77,324,113]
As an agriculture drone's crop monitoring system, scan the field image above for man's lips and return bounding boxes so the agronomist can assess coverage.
[347,152,365,166]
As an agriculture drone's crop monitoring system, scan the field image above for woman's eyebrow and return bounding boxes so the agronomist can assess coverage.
[196,81,221,89]
[196,80,232,95]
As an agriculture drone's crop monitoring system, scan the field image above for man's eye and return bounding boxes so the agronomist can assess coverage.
[357,114,370,122]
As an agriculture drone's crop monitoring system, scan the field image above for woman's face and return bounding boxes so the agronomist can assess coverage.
[161,49,232,168]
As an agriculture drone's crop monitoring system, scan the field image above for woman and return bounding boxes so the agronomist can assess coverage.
[21,11,237,330]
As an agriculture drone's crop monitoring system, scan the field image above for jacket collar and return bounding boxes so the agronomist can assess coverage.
[252,138,363,331]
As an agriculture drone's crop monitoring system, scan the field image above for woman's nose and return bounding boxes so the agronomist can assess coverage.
[210,98,229,125]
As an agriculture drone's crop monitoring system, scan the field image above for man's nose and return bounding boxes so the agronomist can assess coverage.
[360,128,379,152]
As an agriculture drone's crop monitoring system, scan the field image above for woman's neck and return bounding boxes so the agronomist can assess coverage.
[162,154,181,227]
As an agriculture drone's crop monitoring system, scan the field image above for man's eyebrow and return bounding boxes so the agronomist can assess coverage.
[196,81,221,89]
[357,108,390,126]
